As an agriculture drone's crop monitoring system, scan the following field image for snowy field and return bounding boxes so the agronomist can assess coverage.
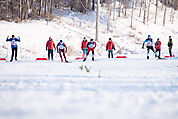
[0,56,178,119]
[0,1,178,119]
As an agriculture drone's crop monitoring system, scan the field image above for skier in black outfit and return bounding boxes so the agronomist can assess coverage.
[167,36,173,57]
[6,35,20,62]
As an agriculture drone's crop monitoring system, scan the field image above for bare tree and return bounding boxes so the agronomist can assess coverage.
[163,0,167,26]
[154,0,158,24]
[139,0,143,17]
[107,1,111,31]
[143,0,146,24]
[118,0,122,17]
[92,0,95,11]
[113,0,116,21]
[124,0,128,17]
[147,0,151,22]
[131,0,134,28]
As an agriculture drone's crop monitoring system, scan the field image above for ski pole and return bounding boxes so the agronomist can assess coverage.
[6,36,9,60]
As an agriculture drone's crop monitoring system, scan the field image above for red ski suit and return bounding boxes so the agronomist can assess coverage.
[155,41,161,49]
[87,42,97,52]
[46,40,56,50]
[81,40,88,49]
[106,41,115,50]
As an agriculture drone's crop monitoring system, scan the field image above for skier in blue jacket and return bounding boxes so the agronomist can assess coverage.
[6,35,20,62]
[142,35,157,59]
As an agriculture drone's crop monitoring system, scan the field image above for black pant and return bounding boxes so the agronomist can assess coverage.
[48,49,53,60]
[11,47,18,61]
[86,51,94,57]
[168,47,172,57]
[156,49,161,57]
[147,46,155,54]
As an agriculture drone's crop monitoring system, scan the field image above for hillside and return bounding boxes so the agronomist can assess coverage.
[0,1,178,59]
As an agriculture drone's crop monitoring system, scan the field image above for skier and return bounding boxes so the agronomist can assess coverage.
[155,38,162,59]
[81,37,88,58]
[83,39,97,61]
[142,35,157,59]
[6,35,20,62]
[46,37,56,60]
[106,38,116,58]
[167,36,173,57]
[57,40,68,62]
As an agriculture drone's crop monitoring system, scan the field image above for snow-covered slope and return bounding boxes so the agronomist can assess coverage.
[0,2,178,119]
[0,1,178,59]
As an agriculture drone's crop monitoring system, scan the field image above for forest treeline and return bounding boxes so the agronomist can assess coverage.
[0,0,177,24]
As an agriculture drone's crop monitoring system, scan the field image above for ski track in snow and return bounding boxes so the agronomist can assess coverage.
[0,57,178,119]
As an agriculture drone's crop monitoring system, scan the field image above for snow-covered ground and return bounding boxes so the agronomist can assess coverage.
[0,57,178,119]
[0,1,178,119]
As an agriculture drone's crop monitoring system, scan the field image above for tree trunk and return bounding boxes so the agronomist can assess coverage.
[25,0,29,21]
[40,0,43,17]
[19,0,22,20]
[172,0,176,24]
[87,0,91,12]
[113,0,116,21]
[154,0,158,24]
[107,2,111,31]
[147,0,150,22]
[96,0,100,41]
[170,0,174,21]
[118,0,121,17]
[124,0,128,17]
[92,0,95,11]
[163,0,167,26]
[45,0,48,15]
[131,0,134,28]
[143,0,146,24]
[139,0,142,17]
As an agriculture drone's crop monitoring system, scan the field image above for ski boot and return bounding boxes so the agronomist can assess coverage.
[158,56,161,59]
[92,57,94,61]
[147,56,149,59]
[83,58,86,61]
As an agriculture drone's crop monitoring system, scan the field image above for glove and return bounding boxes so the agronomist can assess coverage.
[65,51,67,53]
[114,48,116,50]
[106,49,108,51]
[18,36,20,39]
[7,36,9,39]
[46,48,47,50]
[142,46,144,49]
[57,51,59,53]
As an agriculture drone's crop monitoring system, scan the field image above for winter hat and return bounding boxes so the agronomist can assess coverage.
[90,39,94,41]
[60,40,63,42]
[109,38,112,41]
[12,35,15,37]
[157,38,159,40]
[84,37,86,39]
[169,36,171,38]
[148,35,151,37]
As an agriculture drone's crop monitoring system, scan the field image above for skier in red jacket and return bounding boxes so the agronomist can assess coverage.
[46,37,56,60]
[81,37,88,58]
[57,40,68,62]
[106,38,116,58]
[155,38,162,59]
